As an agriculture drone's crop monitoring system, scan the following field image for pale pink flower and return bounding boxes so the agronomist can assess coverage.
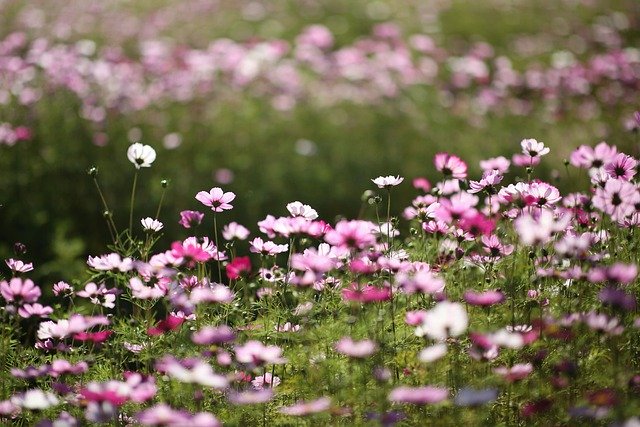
[280,397,331,415]
[235,341,286,366]
[18,303,53,318]
[514,210,571,246]
[156,356,228,389]
[10,389,59,410]
[520,138,549,158]
[87,253,133,272]
[494,363,533,382]
[192,325,236,345]
[570,142,617,169]
[604,153,637,181]
[127,143,156,169]
[372,175,404,189]
[249,237,289,256]
[335,337,378,358]
[434,153,467,179]
[418,343,448,363]
[141,217,163,232]
[388,386,448,405]
[468,170,503,194]
[324,220,377,249]
[52,281,73,297]
[415,301,468,340]
[0,278,41,303]
[5,258,33,273]
[479,156,510,173]
[222,222,250,240]
[286,201,319,220]
[195,187,236,212]
[252,373,281,390]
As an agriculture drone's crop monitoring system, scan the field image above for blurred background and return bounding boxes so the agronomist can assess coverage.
[0,0,639,283]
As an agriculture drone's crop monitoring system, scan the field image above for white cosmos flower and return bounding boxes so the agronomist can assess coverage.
[11,389,59,410]
[141,217,163,232]
[286,201,318,220]
[371,175,404,189]
[415,301,468,340]
[127,143,156,169]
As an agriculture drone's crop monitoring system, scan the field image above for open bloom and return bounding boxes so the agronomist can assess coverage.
[434,153,467,179]
[5,259,33,273]
[372,175,404,189]
[195,187,236,212]
[335,337,378,358]
[520,138,549,159]
[280,397,331,416]
[141,218,163,232]
[179,210,204,228]
[415,301,468,340]
[127,143,156,169]
[1,278,41,303]
[388,386,448,405]
[287,201,319,220]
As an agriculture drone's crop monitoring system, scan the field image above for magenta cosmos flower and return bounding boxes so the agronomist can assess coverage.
[604,153,638,181]
[324,220,377,249]
[388,386,448,405]
[463,290,505,307]
[434,153,467,179]
[195,187,236,212]
[179,210,205,228]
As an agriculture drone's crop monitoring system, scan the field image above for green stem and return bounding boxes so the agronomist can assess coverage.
[213,213,222,283]
[92,176,117,243]
[155,186,166,219]
[129,170,139,235]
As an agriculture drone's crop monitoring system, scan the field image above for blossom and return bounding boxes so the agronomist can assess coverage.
[434,153,467,179]
[592,178,637,221]
[249,237,289,256]
[415,301,468,340]
[479,156,510,173]
[280,397,331,416]
[170,241,211,268]
[335,337,378,358]
[513,210,571,246]
[463,290,505,306]
[135,404,192,426]
[228,390,273,405]
[604,153,637,181]
[87,253,133,272]
[395,271,445,295]
[5,258,33,273]
[147,315,184,336]
[179,210,205,228]
[17,303,53,318]
[156,356,228,389]
[195,187,236,212]
[10,389,59,410]
[570,142,617,169]
[141,217,163,232]
[494,363,533,382]
[222,222,250,240]
[192,325,236,345]
[341,283,391,303]
[418,343,448,363]
[252,373,281,390]
[372,175,404,189]
[235,340,286,366]
[324,220,377,249]
[286,201,319,220]
[388,386,448,405]
[226,256,251,280]
[520,138,549,158]
[37,314,110,340]
[127,143,156,169]
[52,281,73,297]
[468,170,503,194]
[0,278,41,303]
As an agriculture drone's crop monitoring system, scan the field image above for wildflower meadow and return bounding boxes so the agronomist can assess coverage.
[2,0,640,426]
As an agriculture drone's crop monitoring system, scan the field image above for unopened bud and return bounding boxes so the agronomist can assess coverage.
[88,166,98,177]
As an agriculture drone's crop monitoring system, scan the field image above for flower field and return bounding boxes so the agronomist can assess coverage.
[1,0,640,425]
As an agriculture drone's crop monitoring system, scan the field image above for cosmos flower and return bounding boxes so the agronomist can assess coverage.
[195,187,236,212]
[372,175,404,189]
[127,143,156,169]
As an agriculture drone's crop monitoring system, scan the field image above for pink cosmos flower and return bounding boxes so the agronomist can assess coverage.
[222,222,250,240]
[87,253,133,272]
[418,343,448,363]
[463,290,505,306]
[179,210,205,228]
[141,217,163,232]
[280,397,331,416]
[395,271,445,295]
[570,142,617,169]
[372,175,404,189]
[74,330,113,343]
[479,156,510,173]
[235,340,286,366]
[587,263,637,285]
[512,153,540,167]
[286,201,319,219]
[37,314,110,340]
[0,278,41,303]
[434,153,467,179]
[324,220,377,249]
[52,281,73,297]
[129,277,165,299]
[494,363,533,382]
[190,284,235,304]
[458,213,496,237]
[135,404,192,426]
[514,210,570,246]
[412,177,432,192]
[604,153,637,181]
[405,310,427,326]
[192,325,236,345]
[10,389,59,410]
[249,237,288,256]
[388,386,448,405]
[18,303,53,318]
[49,360,89,377]
[520,138,549,158]
[481,235,514,257]
[228,389,273,405]
[156,356,229,389]
[195,187,236,212]
[252,373,281,390]
[592,178,637,221]
[468,170,503,194]
[341,283,391,303]
[335,337,378,358]
[170,241,211,268]
[5,258,33,273]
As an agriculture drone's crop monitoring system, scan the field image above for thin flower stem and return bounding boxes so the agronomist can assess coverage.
[155,186,166,219]
[92,176,117,243]
[213,212,222,283]
[129,169,139,235]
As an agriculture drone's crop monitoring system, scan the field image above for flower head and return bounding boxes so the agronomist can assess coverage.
[141,218,163,232]
[372,175,404,189]
[127,143,156,169]
[520,138,549,159]
[179,210,205,228]
[195,187,236,212]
